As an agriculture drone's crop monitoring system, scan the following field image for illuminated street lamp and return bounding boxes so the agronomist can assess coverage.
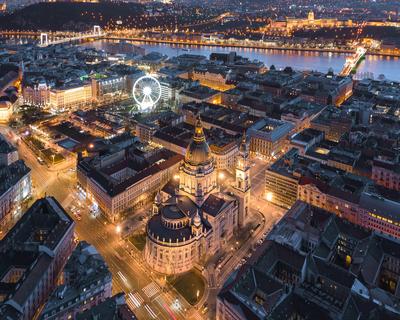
[116,225,121,234]
[266,192,274,202]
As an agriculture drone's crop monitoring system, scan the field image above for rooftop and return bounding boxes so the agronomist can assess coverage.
[41,241,111,316]
[0,197,75,318]
[0,160,30,198]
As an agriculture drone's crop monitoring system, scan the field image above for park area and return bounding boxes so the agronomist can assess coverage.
[128,233,146,251]
[168,270,205,305]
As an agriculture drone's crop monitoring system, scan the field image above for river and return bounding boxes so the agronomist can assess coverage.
[83,40,400,81]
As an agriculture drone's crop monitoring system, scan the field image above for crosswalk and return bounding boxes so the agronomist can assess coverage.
[142,281,161,298]
[144,304,158,319]
[126,291,144,310]
[192,313,205,320]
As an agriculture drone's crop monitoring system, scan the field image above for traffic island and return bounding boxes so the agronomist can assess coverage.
[167,270,205,305]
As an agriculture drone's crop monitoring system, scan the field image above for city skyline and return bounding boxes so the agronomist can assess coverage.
[0,1,399,319]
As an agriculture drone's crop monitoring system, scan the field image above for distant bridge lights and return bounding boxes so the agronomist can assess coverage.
[40,33,48,46]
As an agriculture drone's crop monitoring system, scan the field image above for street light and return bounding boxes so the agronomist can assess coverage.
[116,225,121,234]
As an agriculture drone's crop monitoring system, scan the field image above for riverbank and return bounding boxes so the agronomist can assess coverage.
[1,31,400,58]
[104,36,400,58]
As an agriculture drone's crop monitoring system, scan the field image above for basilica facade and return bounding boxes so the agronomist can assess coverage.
[144,116,251,275]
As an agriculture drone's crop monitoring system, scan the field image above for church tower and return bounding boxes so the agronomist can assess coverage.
[234,132,251,227]
[152,190,162,215]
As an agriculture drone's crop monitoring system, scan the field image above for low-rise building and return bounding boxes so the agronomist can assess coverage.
[248,117,294,159]
[280,97,326,133]
[0,160,31,232]
[289,128,325,156]
[0,197,75,320]
[152,122,239,172]
[77,145,183,222]
[179,85,221,104]
[254,67,304,97]
[135,111,185,143]
[0,133,18,166]
[181,102,260,136]
[296,71,353,106]
[40,241,112,320]
[310,106,353,142]
[49,82,93,112]
[372,152,400,191]
[266,148,400,239]
[0,134,31,232]
[181,102,292,159]
[76,293,137,320]
[217,201,400,320]
[187,65,235,91]
[265,148,303,209]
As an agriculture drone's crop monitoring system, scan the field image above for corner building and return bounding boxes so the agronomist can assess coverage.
[144,116,250,274]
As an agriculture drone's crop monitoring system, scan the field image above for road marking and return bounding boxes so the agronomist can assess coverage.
[117,271,131,289]
[143,281,160,298]
[144,304,158,318]
[128,292,144,309]
[126,298,137,311]
[191,312,204,320]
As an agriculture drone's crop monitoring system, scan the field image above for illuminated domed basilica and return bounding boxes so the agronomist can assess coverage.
[144,115,251,275]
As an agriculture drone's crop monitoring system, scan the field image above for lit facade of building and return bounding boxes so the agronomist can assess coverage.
[0,135,31,233]
[40,241,112,320]
[217,200,400,320]
[298,177,400,238]
[144,117,250,274]
[77,147,182,222]
[0,100,13,123]
[49,83,92,111]
[372,156,400,191]
[264,11,354,36]
[188,67,235,92]
[22,82,50,107]
[248,118,294,159]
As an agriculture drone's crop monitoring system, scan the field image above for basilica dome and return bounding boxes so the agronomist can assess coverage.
[184,115,213,166]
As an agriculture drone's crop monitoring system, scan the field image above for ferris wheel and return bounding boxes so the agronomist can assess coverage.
[133,75,161,111]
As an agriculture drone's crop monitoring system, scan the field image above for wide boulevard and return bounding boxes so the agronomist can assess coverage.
[0,124,284,320]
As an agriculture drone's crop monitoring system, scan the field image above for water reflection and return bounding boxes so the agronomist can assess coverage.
[84,40,399,81]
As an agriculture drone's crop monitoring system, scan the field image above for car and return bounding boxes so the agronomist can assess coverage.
[37,157,45,165]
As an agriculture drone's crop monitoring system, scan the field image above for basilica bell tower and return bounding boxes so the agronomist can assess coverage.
[234,132,251,227]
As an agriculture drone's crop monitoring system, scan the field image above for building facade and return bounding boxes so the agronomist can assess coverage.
[40,241,112,320]
[0,197,75,320]
[0,134,31,233]
[77,146,182,222]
